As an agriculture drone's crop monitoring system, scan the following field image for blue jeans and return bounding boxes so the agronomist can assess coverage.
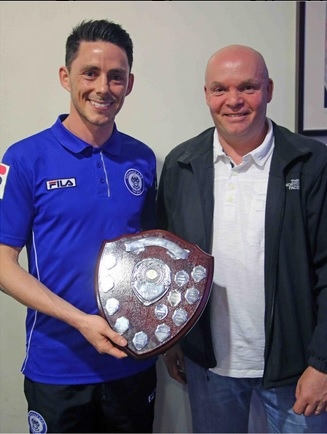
[185,357,327,433]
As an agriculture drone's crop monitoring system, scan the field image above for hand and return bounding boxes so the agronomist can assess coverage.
[163,344,187,385]
[293,366,327,416]
[78,314,128,359]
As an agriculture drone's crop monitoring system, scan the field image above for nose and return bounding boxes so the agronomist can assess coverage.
[96,75,110,95]
[226,90,244,107]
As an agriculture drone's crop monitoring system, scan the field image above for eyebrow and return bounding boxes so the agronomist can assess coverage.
[81,65,128,74]
[209,78,262,88]
[238,79,261,87]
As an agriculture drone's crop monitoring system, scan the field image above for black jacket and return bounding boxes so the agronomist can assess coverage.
[157,122,327,389]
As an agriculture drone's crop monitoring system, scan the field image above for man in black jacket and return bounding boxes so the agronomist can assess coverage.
[157,44,327,433]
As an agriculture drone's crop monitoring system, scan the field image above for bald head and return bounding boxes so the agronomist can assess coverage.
[205,45,269,84]
[204,44,274,153]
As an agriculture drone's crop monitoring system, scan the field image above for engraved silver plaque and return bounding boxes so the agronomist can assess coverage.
[95,229,214,359]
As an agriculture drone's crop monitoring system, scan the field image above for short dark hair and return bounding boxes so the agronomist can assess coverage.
[65,19,133,71]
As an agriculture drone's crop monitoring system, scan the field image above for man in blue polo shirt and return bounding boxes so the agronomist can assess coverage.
[0,19,157,433]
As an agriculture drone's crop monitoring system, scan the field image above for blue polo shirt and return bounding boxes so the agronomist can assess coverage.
[0,115,157,384]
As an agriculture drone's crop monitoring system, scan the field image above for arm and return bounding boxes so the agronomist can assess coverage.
[293,153,327,416]
[0,244,128,359]
[163,343,187,385]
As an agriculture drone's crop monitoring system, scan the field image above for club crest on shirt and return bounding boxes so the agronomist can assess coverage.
[124,169,144,196]
[28,410,47,434]
[0,163,10,200]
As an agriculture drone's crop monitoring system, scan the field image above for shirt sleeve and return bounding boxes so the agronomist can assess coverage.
[0,148,34,247]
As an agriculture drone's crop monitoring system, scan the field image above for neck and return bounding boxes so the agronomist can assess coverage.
[218,123,268,165]
[63,115,114,148]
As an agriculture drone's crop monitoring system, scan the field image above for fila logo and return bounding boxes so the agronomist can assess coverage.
[46,178,76,190]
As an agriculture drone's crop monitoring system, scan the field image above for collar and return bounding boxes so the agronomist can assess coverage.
[51,114,122,156]
[213,118,274,167]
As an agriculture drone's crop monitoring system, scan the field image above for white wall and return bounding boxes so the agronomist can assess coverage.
[0,1,297,433]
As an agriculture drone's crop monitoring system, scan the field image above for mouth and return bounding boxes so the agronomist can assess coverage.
[224,113,248,118]
[89,100,115,110]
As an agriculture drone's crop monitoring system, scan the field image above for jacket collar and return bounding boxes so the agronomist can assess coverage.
[271,121,312,167]
[177,127,215,167]
[176,122,313,170]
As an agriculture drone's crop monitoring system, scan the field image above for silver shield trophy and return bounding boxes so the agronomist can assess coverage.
[95,229,214,359]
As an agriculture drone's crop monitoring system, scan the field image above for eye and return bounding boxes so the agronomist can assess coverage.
[240,82,261,93]
[109,72,126,83]
[211,86,225,95]
[83,70,97,79]
[242,85,255,93]
[111,74,123,82]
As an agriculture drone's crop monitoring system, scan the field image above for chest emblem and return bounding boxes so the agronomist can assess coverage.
[285,179,300,190]
[46,178,77,190]
[124,169,144,196]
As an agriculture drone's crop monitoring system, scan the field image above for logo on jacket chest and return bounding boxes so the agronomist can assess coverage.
[285,179,300,190]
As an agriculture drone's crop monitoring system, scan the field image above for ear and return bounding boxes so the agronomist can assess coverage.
[59,66,71,92]
[204,84,210,106]
[267,78,274,103]
[125,73,134,96]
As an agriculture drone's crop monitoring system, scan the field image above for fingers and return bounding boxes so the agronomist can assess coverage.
[93,335,129,359]
[176,368,187,384]
[107,345,128,359]
[163,345,187,385]
[78,314,129,358]
[293,367,327,417]
[293,399,327,417]
[94,325,128,357]
[314,404,327,416]
[109,332,127,348]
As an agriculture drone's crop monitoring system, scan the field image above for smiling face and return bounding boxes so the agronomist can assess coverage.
[59,40,134,144]
[204,45,273,152]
